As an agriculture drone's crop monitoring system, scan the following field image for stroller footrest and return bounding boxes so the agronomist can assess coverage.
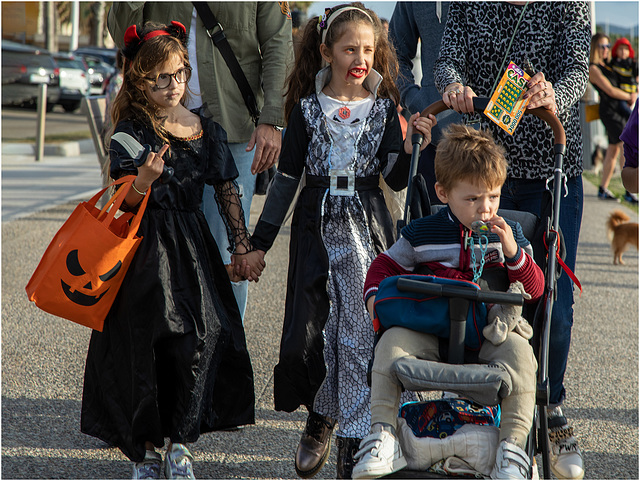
[392,357,512,406]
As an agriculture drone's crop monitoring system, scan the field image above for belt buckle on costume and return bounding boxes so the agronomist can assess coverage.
[330,168,355,196]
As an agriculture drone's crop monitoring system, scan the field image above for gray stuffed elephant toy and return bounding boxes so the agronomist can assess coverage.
[482,281,533,345]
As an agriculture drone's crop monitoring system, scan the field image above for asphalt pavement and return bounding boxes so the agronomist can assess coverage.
[1,138,638,479]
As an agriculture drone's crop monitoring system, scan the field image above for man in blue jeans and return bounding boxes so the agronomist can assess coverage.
[108,3,294,319]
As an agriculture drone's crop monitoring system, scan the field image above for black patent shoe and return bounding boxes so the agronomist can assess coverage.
[294,411,336,478]
[336,436,362,479]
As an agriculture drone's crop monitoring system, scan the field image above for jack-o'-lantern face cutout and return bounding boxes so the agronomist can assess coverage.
[61,249,122,306]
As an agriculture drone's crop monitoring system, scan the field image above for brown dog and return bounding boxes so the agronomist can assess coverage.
[606,209,639,265]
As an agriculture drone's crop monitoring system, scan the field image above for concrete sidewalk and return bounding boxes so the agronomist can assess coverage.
[2,148,103,223]
[1,151,637,478]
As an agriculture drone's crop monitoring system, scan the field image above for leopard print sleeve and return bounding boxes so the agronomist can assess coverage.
[433,1,591,179]
[552,2,591,119]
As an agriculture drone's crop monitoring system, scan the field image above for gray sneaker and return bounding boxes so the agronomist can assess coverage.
[164,443,195,479]
[133,450,162,479]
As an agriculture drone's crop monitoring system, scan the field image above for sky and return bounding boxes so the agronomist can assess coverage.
[307,1,640,29]
[594,1,639,29]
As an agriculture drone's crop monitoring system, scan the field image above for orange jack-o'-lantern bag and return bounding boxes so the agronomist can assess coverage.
[26,175,149,331]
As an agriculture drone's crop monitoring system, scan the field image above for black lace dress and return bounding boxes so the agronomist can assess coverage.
[81,107,254,462]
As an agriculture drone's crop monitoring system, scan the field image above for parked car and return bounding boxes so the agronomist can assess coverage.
[52,52,90,112]
[2,40,60,109]
[73,46,118,67]
[75,53,116,94]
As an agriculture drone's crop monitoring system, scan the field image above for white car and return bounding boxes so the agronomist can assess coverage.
[53,53,90,112]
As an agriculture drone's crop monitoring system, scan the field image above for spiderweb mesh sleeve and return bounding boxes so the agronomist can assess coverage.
[213,179,253,254]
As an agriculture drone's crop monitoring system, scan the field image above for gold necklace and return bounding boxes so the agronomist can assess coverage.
[327,84,364,120]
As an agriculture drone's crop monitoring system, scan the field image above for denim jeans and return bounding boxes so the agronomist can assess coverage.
[499,175,584,406]
[201,143,254,320]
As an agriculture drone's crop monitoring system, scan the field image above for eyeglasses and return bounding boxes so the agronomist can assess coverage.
[599,44,611,49]
[145,66,192,89]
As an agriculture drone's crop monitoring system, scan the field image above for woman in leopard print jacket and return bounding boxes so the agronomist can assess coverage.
[434,2,590,480]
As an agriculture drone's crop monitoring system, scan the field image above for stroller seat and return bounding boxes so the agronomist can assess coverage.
[392,355,512,407]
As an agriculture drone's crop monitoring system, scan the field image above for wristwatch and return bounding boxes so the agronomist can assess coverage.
[272,125,284,132]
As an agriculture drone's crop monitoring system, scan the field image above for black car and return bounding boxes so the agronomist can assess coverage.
[2,40,60,109]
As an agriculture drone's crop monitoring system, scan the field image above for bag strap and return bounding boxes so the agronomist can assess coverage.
[490,2,529,94]
[192,2,260,125]
[96,176,136,224]
[92,176,152,239]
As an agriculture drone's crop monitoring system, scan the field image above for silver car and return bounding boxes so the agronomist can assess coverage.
[53,53,90,112]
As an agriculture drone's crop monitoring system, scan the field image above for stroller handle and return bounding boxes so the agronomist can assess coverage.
[397,277,524,306]
[420,98,566,147]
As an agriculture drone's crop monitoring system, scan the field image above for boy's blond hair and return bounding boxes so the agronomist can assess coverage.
[434,124,508,192]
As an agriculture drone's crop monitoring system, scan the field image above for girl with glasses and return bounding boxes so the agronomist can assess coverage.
[81,21,261,479]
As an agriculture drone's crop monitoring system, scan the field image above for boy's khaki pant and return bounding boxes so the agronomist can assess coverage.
[371,326,537,448]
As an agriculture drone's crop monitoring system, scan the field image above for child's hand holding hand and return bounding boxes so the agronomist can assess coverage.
[488,215,518,259]
[404,113,437,155]
[135,144,169,192]
[231,250,266,282]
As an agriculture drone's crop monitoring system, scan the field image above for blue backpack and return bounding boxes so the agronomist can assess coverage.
[373,275,488,350]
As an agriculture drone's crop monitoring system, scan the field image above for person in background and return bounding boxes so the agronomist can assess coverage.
[108,2,293,319]
[610,37,639,202]
[589,33,636,202]
[389,1,461,206]
[610,37,638,117]
[620,99,639,194]
[434,2,590,479]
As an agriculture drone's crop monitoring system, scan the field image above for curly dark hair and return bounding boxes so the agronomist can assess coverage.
[284,2,400,121]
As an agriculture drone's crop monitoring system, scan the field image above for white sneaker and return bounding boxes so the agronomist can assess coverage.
[352,424,407,479]
[133,450,162,479]
[548,408,584,479]
[164,443,195,479]
[490,439,531,479]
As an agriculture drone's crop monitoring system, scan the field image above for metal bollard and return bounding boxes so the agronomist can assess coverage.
[35,83,47,161]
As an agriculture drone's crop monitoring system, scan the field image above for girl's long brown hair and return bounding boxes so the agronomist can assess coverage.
[284,2,400,121]
[107,22,191,148]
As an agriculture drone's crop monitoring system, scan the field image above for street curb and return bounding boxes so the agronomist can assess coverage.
[2,139,95,156]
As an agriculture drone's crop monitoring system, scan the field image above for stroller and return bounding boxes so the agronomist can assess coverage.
[371,97,567,479]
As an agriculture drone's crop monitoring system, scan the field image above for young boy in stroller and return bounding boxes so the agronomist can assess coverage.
[353,124,544,479]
